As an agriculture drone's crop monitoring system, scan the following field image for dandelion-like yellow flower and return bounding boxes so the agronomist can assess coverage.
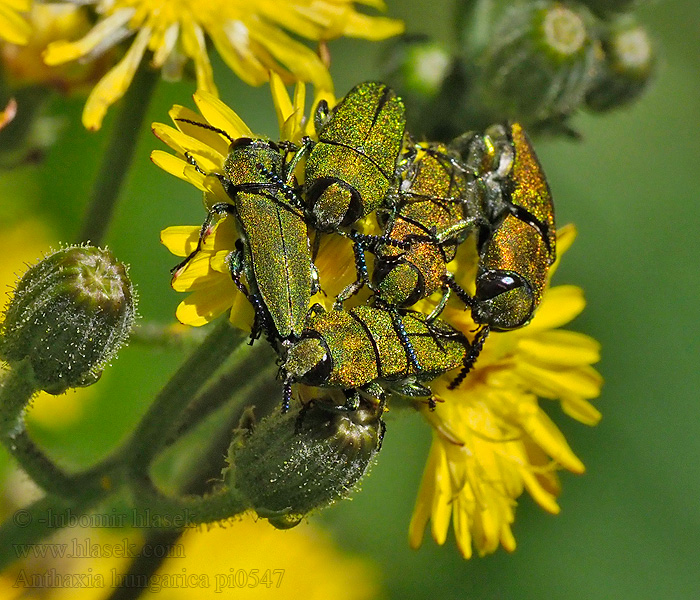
[1,4,112,95]
[43,0,403,130]
[409,225,603,558]
[0,0,30,45]
[156,73,336,327]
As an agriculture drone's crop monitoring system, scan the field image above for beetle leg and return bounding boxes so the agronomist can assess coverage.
[448,325,489,389]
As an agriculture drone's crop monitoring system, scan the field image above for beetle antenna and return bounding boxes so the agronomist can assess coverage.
[175,118,236,144]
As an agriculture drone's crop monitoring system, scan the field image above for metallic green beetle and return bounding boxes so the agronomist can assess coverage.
[300,82,407,232]
[459,122,556,333]
[173,128,315,345]
[340,140,480,316]
[282,305,483,410]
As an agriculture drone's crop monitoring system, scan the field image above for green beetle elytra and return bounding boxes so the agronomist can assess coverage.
[368,141,480,314]
[173,124,316,345]
[460,122,556,333]
[301,82,407,232]
[282,305,483,410]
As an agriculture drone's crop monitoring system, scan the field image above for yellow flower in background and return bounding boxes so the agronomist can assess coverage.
[42,0,403,130]
[0,514,378,599]
[150,518,378,599]
[156,74,334,328]
[1,4,113,95]
[409,225,603,558]
[0,0,30,45]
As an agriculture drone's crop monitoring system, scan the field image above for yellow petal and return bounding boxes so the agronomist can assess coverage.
[150,21,178,67]
[0,3,30,45]
[208,21,270,87]
[429,445,453,546]
[43,8,134,65]
[500,524,517,552]
[150,150,207,191]
[518,404,585,473]
[249,22,332,91]
[452,497,474,559]
[210,250,233,274]
[561,396,602,426]
[408,442,439,550]
[516,361,603,400]
[518,330,601,366]
[228,291,255,332]
[152,122,224,173]
[168,104,230,157]
[5,0,31,10]
[270,71,294,133]
[171,257,218,293]
[160,226,200,257]
[341,13,404,40]
[520,469,561,514]
[556,223,577,255]
[176,282,237,326]
[193,90,253,140]
[527,285,586,331]
[82,26,150,130]
[182,21,218,96]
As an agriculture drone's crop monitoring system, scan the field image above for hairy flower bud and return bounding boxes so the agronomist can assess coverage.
[0,246,136,394]
[225,390,385,529]
[477,1,601,127]
[585,16,655,112]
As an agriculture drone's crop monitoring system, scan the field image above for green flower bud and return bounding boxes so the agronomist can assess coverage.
[585,16,655,112]
[0,246,136,394]
[477,1,601,127]
[225,390,385,529]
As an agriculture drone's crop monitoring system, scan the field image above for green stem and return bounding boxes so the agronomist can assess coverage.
[165,344,275,445]
[0,362,84,497]
[77,64,159,245]
[129,322,209,350]
[456,0,495,57]
[129,478,247,528]
[105,529,184,600]
[0,360,34,438]
[126,319,247,474]
[0,361,123,497]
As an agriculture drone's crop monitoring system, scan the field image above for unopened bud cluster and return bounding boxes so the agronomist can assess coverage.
[0,246,136,394]
[225,393,384,529]
[384,0,656,138]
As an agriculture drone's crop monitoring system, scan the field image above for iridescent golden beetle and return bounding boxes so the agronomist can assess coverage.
[461,122,557,332]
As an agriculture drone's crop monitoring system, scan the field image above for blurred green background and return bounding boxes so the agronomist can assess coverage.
[1,0,699,598]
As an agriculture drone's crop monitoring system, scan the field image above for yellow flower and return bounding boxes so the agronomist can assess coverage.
[0,513,379,599]
[0,0,30,45]
[43,0,403,130]
[1,4,112,95]
[408,225,603,558]
[156,73,334,328]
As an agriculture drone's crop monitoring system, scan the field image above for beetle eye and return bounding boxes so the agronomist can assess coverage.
[474,270,534,331]
[230,137,253,149]
[476,271,525,301]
